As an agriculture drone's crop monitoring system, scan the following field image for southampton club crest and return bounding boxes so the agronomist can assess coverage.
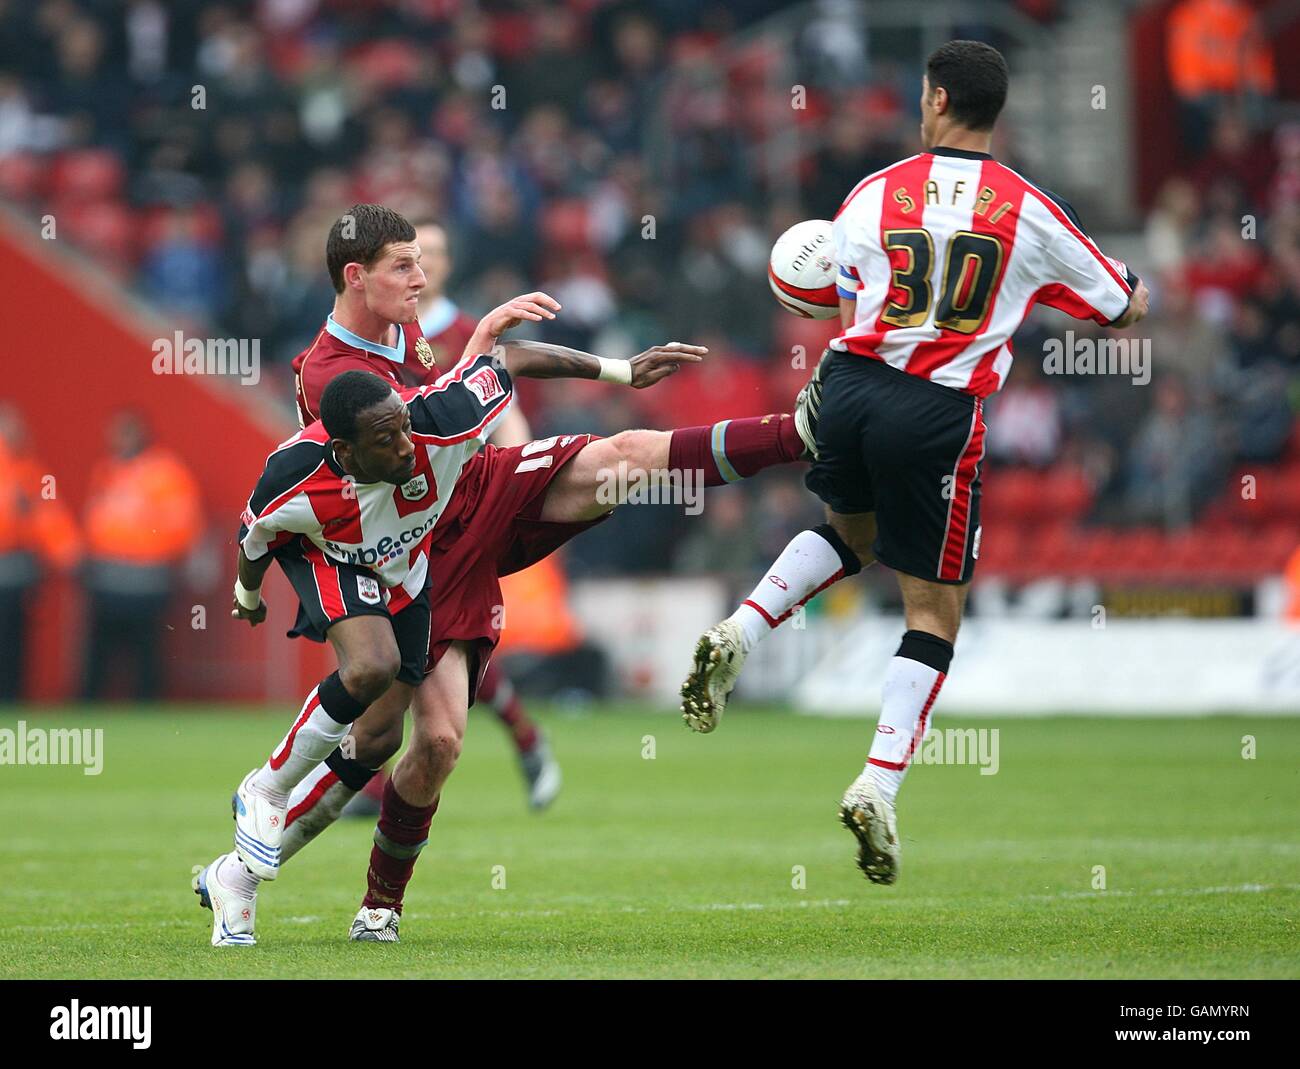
[400,474,429,501]
[356,575,382,605]
[415,336,436,369]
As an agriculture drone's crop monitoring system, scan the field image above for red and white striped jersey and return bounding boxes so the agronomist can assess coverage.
[832,147,1137,398]
[239,351,512,610]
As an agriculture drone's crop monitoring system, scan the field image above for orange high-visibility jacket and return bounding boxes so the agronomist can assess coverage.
[1167,0,1276,98]
[497,555,582,655]
[84,446,202,564]
[0,440,81,569]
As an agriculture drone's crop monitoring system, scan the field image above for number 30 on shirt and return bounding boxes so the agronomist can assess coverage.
[880,228,1005,335]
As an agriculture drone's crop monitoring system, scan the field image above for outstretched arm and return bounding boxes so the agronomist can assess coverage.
[494,339,707,388]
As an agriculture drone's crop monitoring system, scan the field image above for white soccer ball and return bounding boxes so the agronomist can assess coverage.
[767,219,839,319]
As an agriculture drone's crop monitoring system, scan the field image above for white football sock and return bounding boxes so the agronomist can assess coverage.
[280,762,361,863]
[727,527,857,654]
[217,851,261,897]
[865,639,951,806]
[255,686,352,796]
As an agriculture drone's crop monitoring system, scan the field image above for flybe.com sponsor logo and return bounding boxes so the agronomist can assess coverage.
[325,516,437,568]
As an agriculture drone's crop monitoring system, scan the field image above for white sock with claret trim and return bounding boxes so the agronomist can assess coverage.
[727,525,862,653]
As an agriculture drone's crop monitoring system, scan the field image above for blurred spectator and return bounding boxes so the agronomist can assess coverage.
[0,405,81,702]
[80,411,201,701]
[138,209,226,325]
[1144,177,1199,277]
[1124,376,1226,529]
[986,359,1063,469]
[1166,0,1275,155]
[675,489,764,592]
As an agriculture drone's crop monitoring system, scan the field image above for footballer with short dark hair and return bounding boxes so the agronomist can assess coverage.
[681,40,1150,887]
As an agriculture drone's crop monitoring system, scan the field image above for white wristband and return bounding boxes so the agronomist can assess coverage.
[234,579,261,611]
[596,357,633,385]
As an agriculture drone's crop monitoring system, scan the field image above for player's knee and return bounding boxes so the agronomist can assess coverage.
[605,428,660,472]
[411,728,463,773]
[354,719,404,765]
[339,652,401,705]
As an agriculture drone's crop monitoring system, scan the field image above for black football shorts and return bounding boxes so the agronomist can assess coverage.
[805,350,987,585]
[273,536,431,686]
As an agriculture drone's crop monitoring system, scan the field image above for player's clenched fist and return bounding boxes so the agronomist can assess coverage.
[231,596,268,627]
[628,342,708,389]
[483,291,562,338]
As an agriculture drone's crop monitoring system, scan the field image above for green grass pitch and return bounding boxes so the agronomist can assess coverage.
[1,706,1297,978]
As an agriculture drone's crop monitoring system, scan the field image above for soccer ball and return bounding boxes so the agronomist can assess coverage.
[767,219,839,319]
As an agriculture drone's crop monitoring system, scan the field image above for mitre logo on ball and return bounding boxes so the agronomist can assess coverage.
[768,219,839,319]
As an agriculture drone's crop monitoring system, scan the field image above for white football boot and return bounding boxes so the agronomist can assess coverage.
[193,852,256,946]
[232,769,285,881]
[349,907,400,943]
[839,773,900,885]
[520,733,562,811]
[680,620,747,733]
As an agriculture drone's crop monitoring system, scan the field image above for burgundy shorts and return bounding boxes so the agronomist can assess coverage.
[424,433,608,696]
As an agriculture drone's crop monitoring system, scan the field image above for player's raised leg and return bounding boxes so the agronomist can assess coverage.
[537,416,806,527]
[841,574,963,884]
[351,641,472,942]
[682,511,874,732]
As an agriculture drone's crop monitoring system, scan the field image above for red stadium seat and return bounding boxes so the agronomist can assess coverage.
[1042,467,1093,521]
[346,40,423,90]
[49,149,125,202]
[138,204,224,253]
[1260,525,1300,572]
[0,153,47,203]
[48,199,135,275]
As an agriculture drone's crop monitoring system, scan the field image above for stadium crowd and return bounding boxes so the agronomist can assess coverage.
[0,0,1296,592]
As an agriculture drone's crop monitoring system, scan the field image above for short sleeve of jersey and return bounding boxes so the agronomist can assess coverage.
[1024,194,1135,326]
[237,438,327,560]
[403,352,514,446]
[832,200,873,299]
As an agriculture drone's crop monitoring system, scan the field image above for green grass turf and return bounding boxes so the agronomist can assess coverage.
[0,705,1297,978]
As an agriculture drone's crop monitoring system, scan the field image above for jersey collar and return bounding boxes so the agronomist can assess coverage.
[930,146,994,161]
[419,296,459,337]
[325,314,407,364]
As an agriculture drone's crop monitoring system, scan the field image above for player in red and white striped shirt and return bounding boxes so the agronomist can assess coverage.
[681,41,1149,885]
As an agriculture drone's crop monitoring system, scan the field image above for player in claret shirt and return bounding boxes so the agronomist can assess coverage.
[260,205,811,906]
[680,40,1150,886]
[408,216,559,811]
